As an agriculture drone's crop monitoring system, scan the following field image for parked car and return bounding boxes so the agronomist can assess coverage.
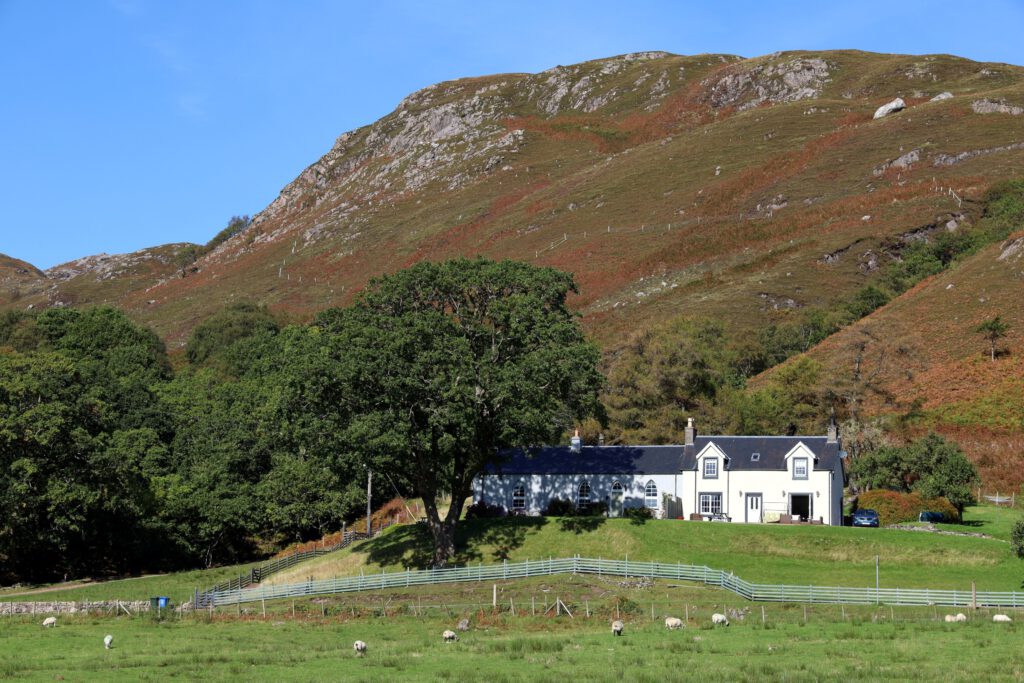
[918,510,946,523]
[852,509,880,527]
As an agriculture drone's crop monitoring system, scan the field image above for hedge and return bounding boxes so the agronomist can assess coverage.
[856,490,959,525]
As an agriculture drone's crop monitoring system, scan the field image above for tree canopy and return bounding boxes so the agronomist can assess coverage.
[316,258,604,566]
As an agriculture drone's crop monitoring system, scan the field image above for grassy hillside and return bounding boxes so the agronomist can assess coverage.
[266,509,1020,591]
[4,505,1018,602]
[3,49,1023,479]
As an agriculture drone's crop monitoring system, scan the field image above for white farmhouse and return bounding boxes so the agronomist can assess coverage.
[473,418,846,524]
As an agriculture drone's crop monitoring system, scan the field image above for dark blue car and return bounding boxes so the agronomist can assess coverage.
[852,508,880,527]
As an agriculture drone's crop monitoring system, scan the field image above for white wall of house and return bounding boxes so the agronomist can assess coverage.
[681,441,843,525]
[475,473,680,517]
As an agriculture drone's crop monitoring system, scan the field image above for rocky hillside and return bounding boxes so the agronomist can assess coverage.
[3,49,1023,481]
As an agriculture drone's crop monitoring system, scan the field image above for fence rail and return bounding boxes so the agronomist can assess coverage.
[195,522,398,608]
[199,556,1024,609]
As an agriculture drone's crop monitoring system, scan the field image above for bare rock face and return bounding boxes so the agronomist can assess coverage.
[971,98,1024,115]
[930,91,953,102]
[873,98,906,119]
[933,142,1024,166]
[873,148,921,176]
[704,57,831,110]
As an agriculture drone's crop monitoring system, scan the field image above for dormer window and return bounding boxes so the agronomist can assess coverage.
[704,458,719,479]
[751,453,760,462]
[793,457,809,480]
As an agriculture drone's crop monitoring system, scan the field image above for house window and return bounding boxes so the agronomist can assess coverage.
[577,481,591,508]
[644,480,658,509]
[793,457,809,480]
[512,484,526,511]
[699,493,723,515]
[612,481,623,494]
[703,458,719,478]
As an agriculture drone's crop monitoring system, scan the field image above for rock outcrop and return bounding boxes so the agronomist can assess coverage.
[971,98,1024,115]
[873,98,906,119]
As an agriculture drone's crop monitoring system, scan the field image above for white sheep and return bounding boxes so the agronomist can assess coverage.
[442,630,459,643]
[611,620,624,636]
[664,617,683,630]
[103,635,113,650]
[992,614,1012,623]
[711,613,729,626]
[41,617,57,628]
[955,613,967,622]
[353,640,367,656]
[944,614,957,623]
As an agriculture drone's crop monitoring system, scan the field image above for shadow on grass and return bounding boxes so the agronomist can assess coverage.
[358,517,549,569]
[460,517,549,563]
[558,516,606,535]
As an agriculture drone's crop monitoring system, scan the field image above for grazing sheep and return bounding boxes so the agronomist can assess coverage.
[442,630,459,643]
[711,613,729,626]
[664,617,683,630]
[611,620,624,636]
[353,640,367,656]
[456,618,470,632]
[944,614,957,623]
[103,635,113,650]
[955,613,968,622]
[993,614,1012,623]
[42,617,57,628]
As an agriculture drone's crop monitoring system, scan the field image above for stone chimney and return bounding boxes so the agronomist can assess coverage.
[684,417,696,446]
[826,411,838,444]
[570,428,582,453]
[597,433,605,447]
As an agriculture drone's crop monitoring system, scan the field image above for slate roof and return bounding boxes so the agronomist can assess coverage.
[683,436,843,472]
[485,437,845,476]
[487,445,684,475]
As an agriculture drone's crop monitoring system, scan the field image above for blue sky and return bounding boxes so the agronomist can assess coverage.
[2,1,1023,269]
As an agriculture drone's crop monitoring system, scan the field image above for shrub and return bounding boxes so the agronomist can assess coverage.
[1011,518,1024,559]
[856,490,958,525]
[542,498,575,516]
[464,500,506,520]
[624,506,653,521]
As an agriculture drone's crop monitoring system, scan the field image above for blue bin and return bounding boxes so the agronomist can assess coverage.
[157,597,169,609]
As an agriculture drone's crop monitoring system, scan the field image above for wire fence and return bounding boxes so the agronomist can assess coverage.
[200,556,1023,609]
[195,521,398,608]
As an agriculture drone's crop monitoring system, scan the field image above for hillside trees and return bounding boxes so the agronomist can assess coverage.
[316,258,604,567]
[0,307,171,582]
[974,315,1009,362]
[850,433,977,519]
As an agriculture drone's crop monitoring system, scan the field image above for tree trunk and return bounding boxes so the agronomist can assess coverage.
[990,339,996,362]
[421,487,470,568]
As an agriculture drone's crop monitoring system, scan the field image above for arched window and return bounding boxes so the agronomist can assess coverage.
[645,480,658,509]
[612,481,623,494]
[512,484,526,511]
[577,480,591,509]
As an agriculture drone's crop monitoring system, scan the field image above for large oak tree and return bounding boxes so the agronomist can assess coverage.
[317,258,603,567]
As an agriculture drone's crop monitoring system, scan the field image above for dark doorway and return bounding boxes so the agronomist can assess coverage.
[790,494,811,522]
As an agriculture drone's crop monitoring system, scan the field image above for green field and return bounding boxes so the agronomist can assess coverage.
[2,599,1022,682]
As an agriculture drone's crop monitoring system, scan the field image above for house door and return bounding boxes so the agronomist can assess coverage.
[790,494,812,522]
[610,482,624,518]
[745,493,762,523]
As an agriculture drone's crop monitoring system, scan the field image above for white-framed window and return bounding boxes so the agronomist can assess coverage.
[644,480,658,509]
[512,484,526,510]
[793,457,809,480]
[703,458,719,478]
[612,481,623,495]
[699,493,723,515]
[577,480,591,508]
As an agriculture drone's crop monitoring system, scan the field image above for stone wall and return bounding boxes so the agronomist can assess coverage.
[0,600,152,616]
